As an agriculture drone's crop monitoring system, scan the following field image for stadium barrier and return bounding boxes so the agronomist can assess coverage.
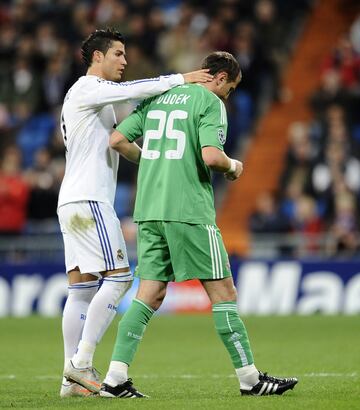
[0,258,359,316]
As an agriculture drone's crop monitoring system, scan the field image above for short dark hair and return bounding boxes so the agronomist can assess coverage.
[81,28,125,68]
[201,51,240,82]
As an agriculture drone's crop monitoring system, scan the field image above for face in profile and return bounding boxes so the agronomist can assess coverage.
[217,72,242,100]
[100,40,127,82]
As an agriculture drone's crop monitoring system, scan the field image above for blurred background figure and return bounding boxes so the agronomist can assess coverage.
[0,145,29,235]
[249,191,289,234]
[326,189,360,256]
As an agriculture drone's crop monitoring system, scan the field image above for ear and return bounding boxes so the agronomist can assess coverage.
[93,50,104,64]
[215,71,228,85]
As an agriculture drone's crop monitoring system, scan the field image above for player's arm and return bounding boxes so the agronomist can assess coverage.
[86,70,212,107]
[199,97,243,181]
[110,130,141,164]
[202,146,243,181]
[110,99,147,162]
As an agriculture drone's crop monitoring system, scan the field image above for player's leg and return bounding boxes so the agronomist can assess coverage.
[169,222,297,396]
[202,277,298,395]
[70,267,132,368]
[61,268,99,397]
[102,280,167,390]
[60,201,133,392]
[101,221,172,398]
[58,204,101,396]
[63,269,99,362]
[201,277,259,388]
[163,222,257,389]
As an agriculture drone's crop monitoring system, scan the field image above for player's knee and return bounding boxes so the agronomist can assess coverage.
[228,285,237,301]
[136,280,167,311]
[138,291,165,311]
[123,279,133,293]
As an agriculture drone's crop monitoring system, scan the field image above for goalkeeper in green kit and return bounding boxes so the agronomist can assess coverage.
[99,51,298,398]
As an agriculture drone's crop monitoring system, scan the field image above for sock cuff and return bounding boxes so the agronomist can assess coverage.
[212,301,237,313]
[103,272,133,283]
[134,298,155,315]
[68,280,99,290]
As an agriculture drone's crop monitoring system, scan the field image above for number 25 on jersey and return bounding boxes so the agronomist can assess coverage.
[142,110,188,160]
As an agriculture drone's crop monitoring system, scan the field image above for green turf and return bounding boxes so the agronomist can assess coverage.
[0,315,359,409]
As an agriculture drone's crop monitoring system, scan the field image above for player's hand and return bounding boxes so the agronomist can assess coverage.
[224,160,243,181]
[182,69,213,84]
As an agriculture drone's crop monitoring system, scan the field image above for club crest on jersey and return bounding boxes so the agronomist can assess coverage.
[117,249,124,261]
[218,128,226,145]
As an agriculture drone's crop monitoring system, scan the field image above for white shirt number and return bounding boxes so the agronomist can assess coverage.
[142,110,188,160]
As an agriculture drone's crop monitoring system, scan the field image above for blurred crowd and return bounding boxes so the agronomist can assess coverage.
[0,0,312,238]
[249,14,360,257]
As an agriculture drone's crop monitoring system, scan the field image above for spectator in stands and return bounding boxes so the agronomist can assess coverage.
[253,0,287,102]
[24,147,60,226]
[232,21,269,114]
[158,17,210,73]
[279,178,303,221]
[121,43,158,81]
[309,68,353,120]
[321,35,360,91]
[326,190,360,256]
[7,57,42,111]
[42,56,69,109]
[280,121,316,196]
[311,141,360,201]
[291,195,323,256]
[249,191,290,234]
[0,146,29,234]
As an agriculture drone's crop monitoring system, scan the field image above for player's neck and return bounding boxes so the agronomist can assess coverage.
[200,82,222,99]
[86,66,106,80]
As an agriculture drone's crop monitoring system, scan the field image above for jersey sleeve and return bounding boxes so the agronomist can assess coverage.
[198,97,228,151]
[80,74,184,108]
[116,100,148,142]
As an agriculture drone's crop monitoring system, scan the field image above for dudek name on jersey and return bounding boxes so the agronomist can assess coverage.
[156,93,191,105]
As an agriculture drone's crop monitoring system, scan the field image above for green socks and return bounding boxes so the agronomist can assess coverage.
[212,301,254,368]
[111,299,253,371]
[111,298,154,364]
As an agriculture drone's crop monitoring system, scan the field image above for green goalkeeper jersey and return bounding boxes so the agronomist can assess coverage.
[117,83,228,225]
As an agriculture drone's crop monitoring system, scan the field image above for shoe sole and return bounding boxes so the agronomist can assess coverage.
[60,382,97,398]
[60,389,97,398]
[99,391,146,399]
[64,374,101,393]
[99,391,117,398]
[241,379,298,396]
[276,380,298,395]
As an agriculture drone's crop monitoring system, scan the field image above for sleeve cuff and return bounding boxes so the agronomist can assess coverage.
[170,73,185,86]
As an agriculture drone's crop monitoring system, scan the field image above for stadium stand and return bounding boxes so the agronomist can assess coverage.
[218,0,360,258]
[5,0,358,262]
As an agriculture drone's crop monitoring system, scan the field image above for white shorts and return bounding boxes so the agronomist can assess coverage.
[58,201,130,275]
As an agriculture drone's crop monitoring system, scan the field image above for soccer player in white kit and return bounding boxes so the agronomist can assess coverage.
[57,28,212,397]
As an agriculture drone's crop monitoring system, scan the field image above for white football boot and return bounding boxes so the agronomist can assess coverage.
[63,360,101,393]
[60,380,96,397]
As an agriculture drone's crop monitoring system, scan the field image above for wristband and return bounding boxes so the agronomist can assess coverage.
[227,159,237,173]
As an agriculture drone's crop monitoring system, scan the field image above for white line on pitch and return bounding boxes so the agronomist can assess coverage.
[0,372,358,380]
[304,372,358,377]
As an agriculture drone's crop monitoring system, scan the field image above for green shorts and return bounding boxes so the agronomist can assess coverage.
[136,221,232,282]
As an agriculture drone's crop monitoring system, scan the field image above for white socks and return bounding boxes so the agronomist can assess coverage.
[236,364,260,390]
[72,273,132,368]
[103,361,129,387]
[62,280,99,379]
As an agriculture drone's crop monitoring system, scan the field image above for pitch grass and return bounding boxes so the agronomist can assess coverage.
[0,315,359,409]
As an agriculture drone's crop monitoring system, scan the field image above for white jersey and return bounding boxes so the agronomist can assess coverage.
[57,74,184,208]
